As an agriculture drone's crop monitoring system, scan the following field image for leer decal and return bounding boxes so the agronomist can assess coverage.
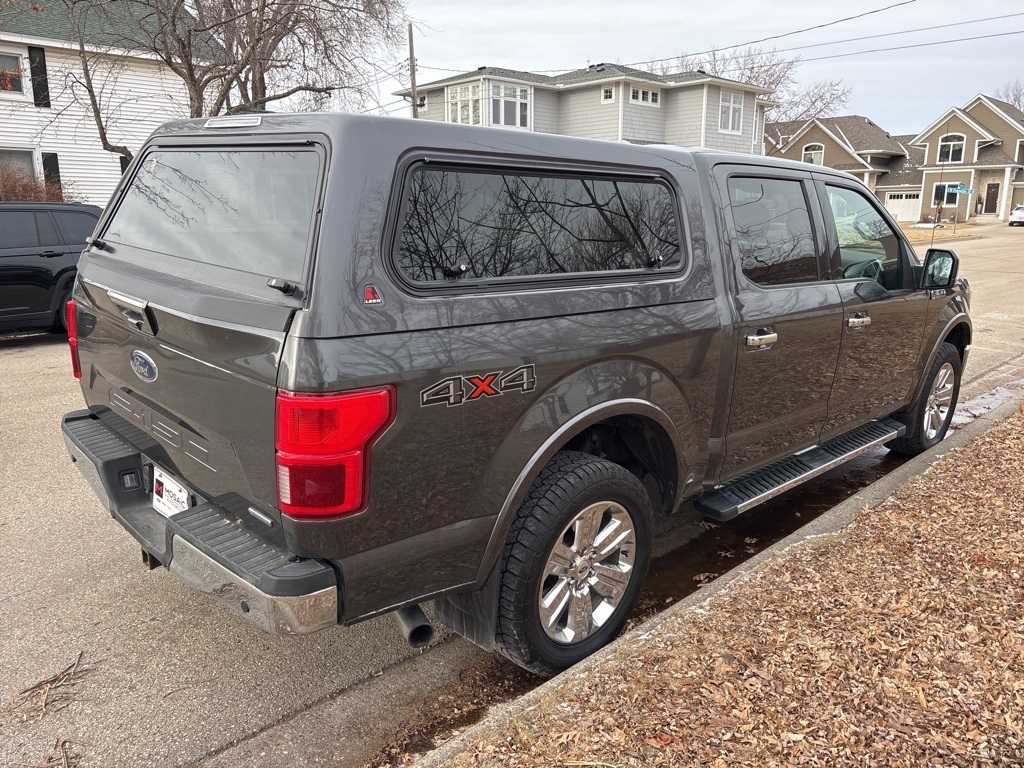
[420,365,536,407]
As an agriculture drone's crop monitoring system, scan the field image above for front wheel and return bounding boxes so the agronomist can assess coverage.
[889,342,961,456]
[494,451,652,676]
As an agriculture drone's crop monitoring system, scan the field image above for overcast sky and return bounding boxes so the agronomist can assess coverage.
[376,0,1021,135]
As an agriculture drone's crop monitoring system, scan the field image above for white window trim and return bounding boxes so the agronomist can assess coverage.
[936,133,966,165]
[931,182,960,207]
[0,45,31,103]
[0,144,42,176]
[802,143,825,165]
[444,81,483,127]
[488,80,532,130]
[719,90,744,134]
[628,85,660,108]
[600,85,615,104]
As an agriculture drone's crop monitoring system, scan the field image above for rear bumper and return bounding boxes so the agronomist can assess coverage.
[61,408,339,635]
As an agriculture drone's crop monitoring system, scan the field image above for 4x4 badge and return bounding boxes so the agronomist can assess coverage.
[420,365,536,408]
[129,350,158,383]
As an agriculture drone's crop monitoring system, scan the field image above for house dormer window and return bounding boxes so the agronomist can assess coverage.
[802,143,824,165]
[490,82,531,129]
[937,133,965,164]
[446,83,482,126]
[719,90,743,133]
[0,50,28,99]
[629,87,660,107]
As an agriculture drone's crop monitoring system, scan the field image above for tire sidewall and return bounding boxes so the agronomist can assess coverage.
[916,344,962,450]
[519,474,652,670]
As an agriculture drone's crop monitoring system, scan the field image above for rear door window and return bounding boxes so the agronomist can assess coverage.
[727,176,819,286]
[52,211,99,245]
[103,148,321,283]
[0,211,39,248]
[395,166,682,286]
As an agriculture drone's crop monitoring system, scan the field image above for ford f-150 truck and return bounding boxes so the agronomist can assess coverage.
[61,113,970,674]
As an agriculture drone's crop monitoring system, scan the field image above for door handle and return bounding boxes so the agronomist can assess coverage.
[846,314,872,329]
[39,250,62,258]
[744,329,778,348]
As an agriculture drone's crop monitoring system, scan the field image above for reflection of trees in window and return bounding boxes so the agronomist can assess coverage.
[396,169,681,282]
[729,178,817,286]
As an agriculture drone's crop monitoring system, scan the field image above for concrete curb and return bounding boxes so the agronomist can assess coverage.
[414,390,1024,767]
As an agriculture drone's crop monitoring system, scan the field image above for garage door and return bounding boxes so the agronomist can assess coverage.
[884,192,921,222]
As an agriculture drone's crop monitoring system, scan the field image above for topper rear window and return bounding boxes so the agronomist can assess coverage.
[103,148,320,283]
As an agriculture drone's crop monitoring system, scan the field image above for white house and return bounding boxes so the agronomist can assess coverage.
[0,3,189,205]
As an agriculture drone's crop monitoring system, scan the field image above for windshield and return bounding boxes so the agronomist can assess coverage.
[104,148,320,283]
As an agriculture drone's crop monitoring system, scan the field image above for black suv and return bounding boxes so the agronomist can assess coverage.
[60,115,970,674]
[0,201,101,334]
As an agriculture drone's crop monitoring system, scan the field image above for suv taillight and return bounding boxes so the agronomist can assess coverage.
[275,387,395,519]
[67,300,81,379]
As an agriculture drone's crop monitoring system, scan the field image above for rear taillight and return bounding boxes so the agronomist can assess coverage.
[67,300,81,379]
[275,386,395,519]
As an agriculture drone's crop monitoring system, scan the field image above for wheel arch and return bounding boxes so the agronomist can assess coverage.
[910,313,971,405]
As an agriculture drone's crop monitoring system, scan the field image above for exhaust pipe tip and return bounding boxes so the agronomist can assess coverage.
[394,603,434,649]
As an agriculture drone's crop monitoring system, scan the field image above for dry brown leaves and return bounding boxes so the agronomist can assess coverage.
[446,408,1024,767]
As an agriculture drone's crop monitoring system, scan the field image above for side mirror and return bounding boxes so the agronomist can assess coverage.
[922,248,959,289]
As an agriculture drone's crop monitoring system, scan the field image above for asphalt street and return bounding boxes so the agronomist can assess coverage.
[1,220,1021,768]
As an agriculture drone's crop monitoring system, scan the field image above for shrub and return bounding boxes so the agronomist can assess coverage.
[0,164,83,202]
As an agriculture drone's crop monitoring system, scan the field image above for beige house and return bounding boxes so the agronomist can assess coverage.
[766,95,1024,223]
[396,64,773,153]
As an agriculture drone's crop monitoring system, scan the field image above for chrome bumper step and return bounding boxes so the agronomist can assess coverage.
[695,418,906,522]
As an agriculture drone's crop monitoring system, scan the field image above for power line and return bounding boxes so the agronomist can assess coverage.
[625,0,919,68]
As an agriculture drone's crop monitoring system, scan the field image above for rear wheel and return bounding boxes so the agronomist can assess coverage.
[494,451,652,676]
[889,342,961,456]
[48,289,71,334]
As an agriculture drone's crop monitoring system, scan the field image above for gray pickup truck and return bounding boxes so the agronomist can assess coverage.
[61,114,970,674]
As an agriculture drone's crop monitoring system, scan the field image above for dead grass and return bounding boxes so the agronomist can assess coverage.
[441,407,1024,767]
[12,738,84,768]
[899,223,981,244]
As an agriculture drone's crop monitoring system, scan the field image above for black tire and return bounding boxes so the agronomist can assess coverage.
[48,289,71,334]
[494,451,652,676]
[889,342,961,456]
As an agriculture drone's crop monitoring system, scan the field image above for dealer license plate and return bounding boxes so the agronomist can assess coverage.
[153,466,190,518]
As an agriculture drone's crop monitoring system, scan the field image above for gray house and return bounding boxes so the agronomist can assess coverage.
[395,63,772,154]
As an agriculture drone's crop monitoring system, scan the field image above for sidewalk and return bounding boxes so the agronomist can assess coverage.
[417,394,1024,767]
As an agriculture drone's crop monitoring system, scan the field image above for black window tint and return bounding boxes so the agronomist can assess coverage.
[729,177,818,286]
[35,212,61,246]
[104,149,320,282]
[0,211,39,248]
[52,211,98,245]
[396,167,681,283]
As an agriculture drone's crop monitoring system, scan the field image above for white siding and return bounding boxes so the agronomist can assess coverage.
[558,85,618,141]
[533,89,559,134]
[704,85,757,153]
[663,86,703,146]
[0,41,188,205]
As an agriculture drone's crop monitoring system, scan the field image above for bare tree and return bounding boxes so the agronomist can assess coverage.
[651,47,850,132]
[995,78,1024,110]
[72,0,407,118]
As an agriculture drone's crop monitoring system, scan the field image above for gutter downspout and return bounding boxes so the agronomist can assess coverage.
[700,84,708,147]
[1001,165,1012,220]
[617,82,624,142]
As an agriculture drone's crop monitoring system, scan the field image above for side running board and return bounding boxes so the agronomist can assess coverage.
[695,418,906,522]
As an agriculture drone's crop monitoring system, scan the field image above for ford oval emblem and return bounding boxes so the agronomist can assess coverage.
[130,350,158,383]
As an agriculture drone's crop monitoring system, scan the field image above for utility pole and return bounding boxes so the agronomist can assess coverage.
[408,23,419,119]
